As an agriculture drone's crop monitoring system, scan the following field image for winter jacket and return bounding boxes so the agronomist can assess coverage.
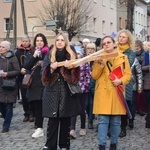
[142,51,150,90]
[42,49,82,118]
[132,58,143,91]
[0,51,20,103]
[15,44,32,82]
[92,50,132,115]
[123,49,136,101]
[24,50,45,102]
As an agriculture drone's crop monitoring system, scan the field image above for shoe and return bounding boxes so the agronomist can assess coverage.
[99,145,105,150]
[95,124,98,132]
[128,119,134,129]
[23,116,29,122]
[29,115,34,122]
[88,121,93,129]
[32,128,44,138]
[70,130,76,139]
[43,146,48,150]
[139,112,146,116]
[109,144,116,150]
[1,128,9,133]
[79,129,86,136]
[119,128,126,138]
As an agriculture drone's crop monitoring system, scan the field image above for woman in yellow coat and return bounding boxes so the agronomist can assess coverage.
[91,36,132,150]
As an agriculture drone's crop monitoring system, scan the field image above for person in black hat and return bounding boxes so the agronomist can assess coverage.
[95,38,102,51]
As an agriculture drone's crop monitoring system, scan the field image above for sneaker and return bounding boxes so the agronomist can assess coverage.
[32,128,44,138]
[70,130,76,139]
[79,129,86,136]
[43,146,48,150]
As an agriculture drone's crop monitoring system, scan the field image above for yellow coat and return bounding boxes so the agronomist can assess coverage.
[91,50,132,115]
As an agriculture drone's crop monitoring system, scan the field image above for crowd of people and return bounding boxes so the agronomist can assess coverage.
[0,29,150,150]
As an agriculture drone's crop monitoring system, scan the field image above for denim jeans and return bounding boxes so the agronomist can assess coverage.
[98,115,121,146]
[0,103,13,129]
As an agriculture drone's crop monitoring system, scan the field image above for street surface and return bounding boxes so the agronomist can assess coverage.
[0,102,150,150]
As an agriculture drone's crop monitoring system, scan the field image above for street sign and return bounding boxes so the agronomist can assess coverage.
[140,28,147,36]
[46,20,56,30]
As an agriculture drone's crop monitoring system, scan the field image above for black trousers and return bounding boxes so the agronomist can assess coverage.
[30,100,43,128]
[45,117,71,150]
[19,82,32,117]
[121,100,133,128]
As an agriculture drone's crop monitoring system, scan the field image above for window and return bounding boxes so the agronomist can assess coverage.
[93,18,97,32]
[85,16,89,31]
[4,18,13,31]
[4,0,12,2]
[102,0,105,6]
[110,22,113,33]
[125,19,128,28]
[119,17,122,29]
[110,0,113,9]
[102,20,105,34]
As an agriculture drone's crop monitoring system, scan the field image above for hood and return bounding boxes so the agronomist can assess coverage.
[0,50,15,59]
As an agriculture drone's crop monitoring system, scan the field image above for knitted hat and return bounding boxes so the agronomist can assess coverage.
[0,41,11,51]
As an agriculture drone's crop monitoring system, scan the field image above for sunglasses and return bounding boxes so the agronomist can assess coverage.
[102,41,112,46]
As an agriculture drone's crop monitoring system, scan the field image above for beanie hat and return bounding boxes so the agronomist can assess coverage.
[0,41,11,51]
[95,38,101,47]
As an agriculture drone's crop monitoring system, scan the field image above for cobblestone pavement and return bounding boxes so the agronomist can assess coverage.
[0,102,150,150]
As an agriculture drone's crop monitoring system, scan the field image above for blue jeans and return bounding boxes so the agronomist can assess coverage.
[98,115,121,146]
[0,103,13,129]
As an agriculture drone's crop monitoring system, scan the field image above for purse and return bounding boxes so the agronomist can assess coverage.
[1,59,16,90]
[2,79,16,90]
[22,64,37,89]
[22,74,32,89]
[67,82,82,96]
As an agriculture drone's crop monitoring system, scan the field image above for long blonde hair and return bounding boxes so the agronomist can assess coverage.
[50,32,76,62]
[117,29,134,50]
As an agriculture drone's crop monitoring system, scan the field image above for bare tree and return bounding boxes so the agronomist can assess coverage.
[35,0,93,41]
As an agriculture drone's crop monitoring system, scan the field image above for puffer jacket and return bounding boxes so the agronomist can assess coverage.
[0,51,20,103]
[132,58,143,91]
[123,49,136,101]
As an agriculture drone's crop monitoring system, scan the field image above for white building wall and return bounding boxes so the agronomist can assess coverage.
[134,1,147,41]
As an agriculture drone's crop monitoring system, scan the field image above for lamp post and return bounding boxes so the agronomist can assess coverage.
[32,25,44,40]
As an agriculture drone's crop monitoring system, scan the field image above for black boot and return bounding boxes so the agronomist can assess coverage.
[109,144,116,150]
[99,145,105,150]
[88,121,93,129]
[119,127,126,138]
[128,119,134,129]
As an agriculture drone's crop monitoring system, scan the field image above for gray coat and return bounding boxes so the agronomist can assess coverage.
[0,51,20,103]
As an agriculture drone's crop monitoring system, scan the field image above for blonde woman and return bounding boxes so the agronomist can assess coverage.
[116,29,136,137]
[42,32,81,150]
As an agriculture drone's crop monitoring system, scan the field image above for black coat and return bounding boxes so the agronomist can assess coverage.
[24,50,44,102]
[42,50,82,118]
[0,51,20,103]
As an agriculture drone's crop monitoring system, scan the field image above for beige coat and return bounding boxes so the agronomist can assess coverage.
[91,50,132,115]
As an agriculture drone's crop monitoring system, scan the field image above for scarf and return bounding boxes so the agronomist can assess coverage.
[41,46,49,56]
[18,44,32,50]
[118,44,129,53]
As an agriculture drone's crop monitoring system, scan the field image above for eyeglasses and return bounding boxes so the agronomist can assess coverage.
[102,41,112,46]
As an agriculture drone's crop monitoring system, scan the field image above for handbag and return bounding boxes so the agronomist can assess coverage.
[1,59,16,90]
[22,64,37,89]
[22,74,32,88]
[67,82,82,96]
[2,79,16,90]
